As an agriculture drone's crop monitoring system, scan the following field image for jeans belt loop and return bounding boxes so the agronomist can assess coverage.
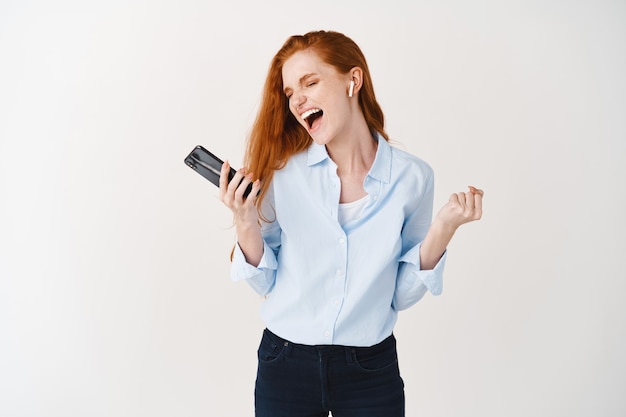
[345,347,355,364]
[284,340,292,358]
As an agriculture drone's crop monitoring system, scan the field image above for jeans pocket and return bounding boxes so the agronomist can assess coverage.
[257,330,287,364]
[352,338,399,372]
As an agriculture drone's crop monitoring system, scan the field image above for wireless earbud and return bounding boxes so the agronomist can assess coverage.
[348,80,355,97]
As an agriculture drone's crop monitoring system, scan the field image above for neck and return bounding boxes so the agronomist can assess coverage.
[326,119,377,175]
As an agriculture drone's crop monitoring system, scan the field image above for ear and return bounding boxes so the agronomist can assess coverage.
[349,67,364,96]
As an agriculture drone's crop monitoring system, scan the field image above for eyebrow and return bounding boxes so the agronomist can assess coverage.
[283,73,317,94]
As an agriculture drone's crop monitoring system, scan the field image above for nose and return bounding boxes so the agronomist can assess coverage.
[291,89,306,108]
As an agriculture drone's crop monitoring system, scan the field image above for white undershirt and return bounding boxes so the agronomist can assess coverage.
[337,195,370,226]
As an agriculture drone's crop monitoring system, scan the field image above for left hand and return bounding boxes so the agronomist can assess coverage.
[434,185,484,230]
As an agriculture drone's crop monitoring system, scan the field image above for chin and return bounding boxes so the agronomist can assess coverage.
[310,134,332,146]
[308,128,334,146]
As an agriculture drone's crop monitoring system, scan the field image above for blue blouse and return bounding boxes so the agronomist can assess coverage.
[231,134,446,347]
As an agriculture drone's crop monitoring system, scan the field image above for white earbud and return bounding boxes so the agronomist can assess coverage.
[348,80,355,97]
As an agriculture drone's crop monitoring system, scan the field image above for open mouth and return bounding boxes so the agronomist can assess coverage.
[302,108,323,130]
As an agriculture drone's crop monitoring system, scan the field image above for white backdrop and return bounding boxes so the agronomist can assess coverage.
[1,1,625,416]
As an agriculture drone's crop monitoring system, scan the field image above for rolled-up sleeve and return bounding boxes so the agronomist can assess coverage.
[230,181,281,296]
[392,163,448,310]
[393,243,447,310]
[231,240,278,296]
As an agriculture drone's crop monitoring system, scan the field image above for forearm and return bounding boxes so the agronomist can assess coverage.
[236,222,264,267]
[420,186,484,270]
[419,219,457,270]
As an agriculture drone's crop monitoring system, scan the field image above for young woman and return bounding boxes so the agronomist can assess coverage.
[219,30,483,417]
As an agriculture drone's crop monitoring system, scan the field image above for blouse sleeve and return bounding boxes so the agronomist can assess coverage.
[392,169,447,311]
[230,183,281,296]
[230,239,279,296]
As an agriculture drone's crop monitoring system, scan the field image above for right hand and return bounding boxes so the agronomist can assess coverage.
[218,161,262,227]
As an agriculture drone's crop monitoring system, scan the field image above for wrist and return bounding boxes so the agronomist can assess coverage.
[236,220,260,235]
[431,216,459,237]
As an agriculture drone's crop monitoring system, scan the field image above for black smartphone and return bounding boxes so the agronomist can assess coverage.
[184,145,253,198]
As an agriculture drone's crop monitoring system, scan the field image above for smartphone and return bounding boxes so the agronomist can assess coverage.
[184,145,253,198]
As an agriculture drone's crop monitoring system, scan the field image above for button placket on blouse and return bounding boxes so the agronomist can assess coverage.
[327,162,341,219]
[324,232,348,342]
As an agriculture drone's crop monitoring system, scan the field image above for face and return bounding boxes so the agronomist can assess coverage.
[282,50,353,146]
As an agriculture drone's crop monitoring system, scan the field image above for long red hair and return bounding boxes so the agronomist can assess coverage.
[245,30,389,212]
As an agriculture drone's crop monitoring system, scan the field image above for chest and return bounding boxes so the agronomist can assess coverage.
[338,171,368,203]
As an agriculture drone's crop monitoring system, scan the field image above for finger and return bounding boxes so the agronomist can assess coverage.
[227,168,246,195]
[469,185,484,197]
[245,179,262,205]
[449,193,460,205]
[456,192,467,208]
[464,191,474,210]
[235,172,254,200]
[473,191,483,216]
[219,161,230,196]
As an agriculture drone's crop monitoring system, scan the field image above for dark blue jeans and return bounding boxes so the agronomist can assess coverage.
[255,329,405,417]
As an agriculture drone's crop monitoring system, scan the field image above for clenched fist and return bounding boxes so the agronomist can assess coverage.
[435,186,484,230]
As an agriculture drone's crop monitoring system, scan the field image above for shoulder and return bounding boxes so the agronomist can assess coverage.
[275,146,310,176]
[388,141,434,181]
[270,146,315,193]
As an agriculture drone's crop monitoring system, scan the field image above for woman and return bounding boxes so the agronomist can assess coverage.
[219,30,483,417]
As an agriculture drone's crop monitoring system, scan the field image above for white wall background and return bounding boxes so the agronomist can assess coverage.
[1,1,624,416]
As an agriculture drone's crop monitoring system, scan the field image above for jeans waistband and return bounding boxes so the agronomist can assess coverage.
[264,328,396,358]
